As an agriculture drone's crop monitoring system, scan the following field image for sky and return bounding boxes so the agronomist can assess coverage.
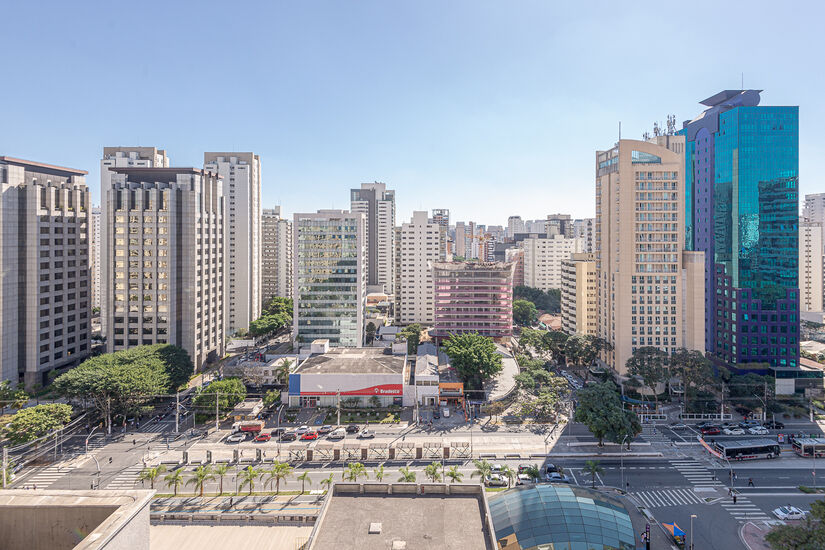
[1,1,823,226]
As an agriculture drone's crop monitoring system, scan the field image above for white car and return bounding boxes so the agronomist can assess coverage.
[773,506,808,520]
[357,429,375,439]
[491,463,504,473]
[226,433,245,443]
[485,474,508,487]
[515,474,534,485]
[295,425,310,435]
[748,426,769,435]
[723,427,745,435]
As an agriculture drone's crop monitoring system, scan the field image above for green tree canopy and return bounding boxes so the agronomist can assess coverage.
[399,324,422,354]
[625,346,670,406]
[517,327,545,357]
[514,286,561,313]
[263,389,281,408]
[513,299,538,326]
[0,381,30,411]
[192,378,247,418]
[670,348,716,413]
[765,499,825,549]
[365,322,377,344]
[442,332,503,386]
[543,331,569,365]
[4,403,73,444]
[574,381,640,446]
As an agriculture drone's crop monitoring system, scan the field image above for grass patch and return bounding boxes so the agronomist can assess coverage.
[152,490,313,498]
[485,487,509,492]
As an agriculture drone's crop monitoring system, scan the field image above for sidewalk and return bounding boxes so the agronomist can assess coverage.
[740,521,774,550]
[614,491,678,550]
[151,494,323,515]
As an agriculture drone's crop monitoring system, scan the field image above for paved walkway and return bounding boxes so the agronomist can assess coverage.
[484,345,518,401]
[740,521,774,550]
[152,494,324,515]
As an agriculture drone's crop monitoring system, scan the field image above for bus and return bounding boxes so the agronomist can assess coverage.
[710,439,780,460]
[791,437,825,458]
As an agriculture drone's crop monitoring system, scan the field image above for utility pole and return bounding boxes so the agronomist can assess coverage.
[175,391,180,434]
[2,446,8,488]
[764,380,768,422]
[337,389,341,426]
[215,391,220,432]
[720,382,725,420]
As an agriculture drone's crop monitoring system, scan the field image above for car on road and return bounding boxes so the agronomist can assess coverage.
[328,428,347,440]
[701,426,721,436]
[546,472,571,483]
[773,506,808,520]
[739,420,762,429]
[543,464,558,475]
[279,432,297,441]
[318,425,334,434]
[517,464,537,474]
[226,433,245,443]
[723,427,746,435]
[764,420,785,429]
[357,429,375,439]
[301,431,319,440]
[669,422,689,430]
[485,474,508,487]
[748,426,769,435]
[295,425,310,435]
[345,424,360,434]
[516,474,535,485]
[254,432,271,442]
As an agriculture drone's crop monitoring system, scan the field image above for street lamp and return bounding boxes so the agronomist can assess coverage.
[690,514,697,550]
[85,426,100,457]
[620,434,629,492]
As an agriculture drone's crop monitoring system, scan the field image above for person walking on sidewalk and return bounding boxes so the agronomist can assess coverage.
[748,478,754,487]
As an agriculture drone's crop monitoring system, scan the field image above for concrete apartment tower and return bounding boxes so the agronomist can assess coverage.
[91,206,101,311]
[521,234,584,290]
[432,209,450,261]
[799,219,823,314]
[454,222,466,258]
[573,218,596,253]
[545,214,573,237]
[293,210,366,347]
[103,167,225,370]
[507,216,525,239]
[0,157,92,388]
[204,153,261,334]
[100,147,170,335]
[395,211,442,325]
[595,135,705,375]
[561,253,598,336]
[261,207,293,304]
[350,182,395,294]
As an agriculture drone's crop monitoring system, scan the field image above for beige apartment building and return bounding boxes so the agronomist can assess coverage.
[204,153,261,334]
[395,211,442,325]
[800,220,824,313]
[351,182,395,294]
[102,167,224,369]
[560,253,597,335]
[521,234,584,290]
[0,157,93,388]
[595,136,704,375]
[261,207,293,304]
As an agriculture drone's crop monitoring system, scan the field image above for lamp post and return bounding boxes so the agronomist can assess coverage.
[85,426,99,457]
[690,514,697,550]
[620,434,629,492]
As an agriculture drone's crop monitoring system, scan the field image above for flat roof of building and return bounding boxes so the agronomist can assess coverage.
[432,260,514,271]
[0,156,88,176]
[296,347,406,375]
[151,525,313,550]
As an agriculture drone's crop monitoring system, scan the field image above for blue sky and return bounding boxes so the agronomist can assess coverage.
[1,1,822,225]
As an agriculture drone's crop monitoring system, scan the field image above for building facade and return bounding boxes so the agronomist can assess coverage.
[521,235,584,290]
[455,222,466,258]
[204,153,261,334]
[395,211,441,325]
[103,167,225,369]
[595,136,705,374]
[431,261,515,341]
[0,157,92,388]
[573,218,596,254]
[561,253,597,335]
[293,210,366,347]
[261,207,293,304]
[350,182,395,294]
[682,90,799,369]
[507,216,525,239]
[799,220,823,313]
[432,208,450,261]
[91,206,101,311]
[545,214,573,238]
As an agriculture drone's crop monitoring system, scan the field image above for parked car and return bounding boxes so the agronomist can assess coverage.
[773,506,808,520]
[270,427,285,437]
[226,433,245,443]
[345,424,360,434]
[748,426,769,435]
[328,428,347,440]
[485,474,508,487]
[295,425,310,435]
[695,421,716,429]
[739,420,762,429]
[669,422,689,430]
[546,472,571,483]
[254,432,271,442]
[723,427,746,435]
[516,474,534,485]
[544,463,558,475]
[491,463,504,473]
[318,425,334,434]
[701,426,721,436]
[764,420,785,429]
[301,431,319,440]
[279,432,297,441]
[518,464,537,474]
[357,429,376,439]
[433,409,441,420]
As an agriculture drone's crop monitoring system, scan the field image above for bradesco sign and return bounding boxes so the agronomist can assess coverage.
[301,384,402,396]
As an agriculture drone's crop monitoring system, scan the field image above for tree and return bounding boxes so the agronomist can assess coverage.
[373,465,385,481]
[517,327,545,357]
[446,466,464,483]
[626,347,669,408]
[0,381,30,412]
[514,286,560,313]
[369,395,381,408]
[249,299,292,338]
[519,389,564,420]
[399,324,422,354]
[542,331,569,365]
[500,466,516,488]
[397,467,416,482]
[765,499,825,549]
[484,401,507,422]
[164,469,184,496]
[671,348,715,413]
[238,466,260,495]
[274,359,292,384]
[213,464,231,495]
[583,460,604,488]
[442,333,503,387]
[192,378,247,420]
[263,389,281,408]
[297,472,311,494]
[513,299,538,327]
[525,466,541,482]
[365,322,377,345]
[262,297,293,318]
[4,403,72,444]
[344,462,367,482]
[471,459,492,481]
[575,381,632,446]
[138,465,166,490]
[320,473,334,492]
[268,462,293,493]
[424,461,442,482]
[186,465,215,497]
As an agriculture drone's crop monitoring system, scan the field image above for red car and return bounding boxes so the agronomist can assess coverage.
[254,432,271,442]
[701,426,721,436]
[301,431,319,440]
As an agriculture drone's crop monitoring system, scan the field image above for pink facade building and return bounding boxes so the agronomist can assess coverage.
[432,261,516,341]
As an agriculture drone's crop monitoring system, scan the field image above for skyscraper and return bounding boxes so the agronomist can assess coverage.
[204,153,261,334]
[432,208,450,261]
[799,220,823,314]
[0,157,92,388]
[395,211,441,325]
[507,216,525,238]
[350,182,395,294]
[521,235,584,290]
[261,207,293,304]
[91,206,101,312]
[103,167,225,369]
[455,222,466,258]
[561,253,597,336]
[293,210,366,346]
[682,90,799,369]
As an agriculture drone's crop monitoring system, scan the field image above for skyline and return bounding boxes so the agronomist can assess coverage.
[1,1,822,225]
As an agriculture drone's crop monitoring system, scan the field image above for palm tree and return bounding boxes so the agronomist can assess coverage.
[470,459,492,481]
[320,473,334,493]
[138,465,166,490]
[213,464,231,495]
[238,466,260,495]
[268,462,293,494]
[424,461,442,482]
[344,462,367,482]
[163,469,184,496]
[445,466,463,483]
[275,360,293,384]
[186,465,215,497]
[297,471,311,494]
[397,467,416,482]
[584,460,604,488]
[500,466,516,488]
[373,465,385,481]
[525,466,541,482]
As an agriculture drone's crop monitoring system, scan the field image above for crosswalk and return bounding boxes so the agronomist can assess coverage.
[633,488,706,508]
[640,425,671,444]
[138,420,174,434]
[17,464,72,489]
[105,464,144,490]
[720,494,772,522]
[670,459,725,488]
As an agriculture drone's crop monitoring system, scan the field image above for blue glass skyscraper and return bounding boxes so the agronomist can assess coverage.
[682,90,799,370]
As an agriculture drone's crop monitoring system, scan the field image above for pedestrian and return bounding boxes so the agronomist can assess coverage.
[33,484,36,490]
[748,478,754,487]
[728,488,732,496]
[733,472,737,481]
[229,497,233,508]
[733,494,737,504]
[91,483,94,490]
[133,439,136,446]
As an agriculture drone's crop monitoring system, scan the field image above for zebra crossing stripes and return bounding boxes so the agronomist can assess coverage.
[640,426,670,444]
[18,464,69,489]
[633,488,706,508]
[105,465,144,490]
[670,459,724,488]
[721,495,771,522]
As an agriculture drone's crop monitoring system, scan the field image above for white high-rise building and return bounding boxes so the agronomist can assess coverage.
[0,157,92,388]
[395,211,442,325]
[521,235,584,290]
[204,153,261,334]
[103,167,224,370]
[804,193,825,228]
[350,182,395,294]
[91,206,101,311]
[293,210,366,347]
[455,222,466,258]
[800,220,824,313]
[573,218,596,253]
[432,209,450,261]
[262,207,293,304]
[507,216,525,239]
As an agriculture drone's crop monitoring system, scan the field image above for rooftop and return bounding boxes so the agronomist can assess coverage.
[296,347,406,375]
[0,156,88,176]
[432,261,514,272]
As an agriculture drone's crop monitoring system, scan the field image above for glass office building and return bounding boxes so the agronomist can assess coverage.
[682,90,799,369]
